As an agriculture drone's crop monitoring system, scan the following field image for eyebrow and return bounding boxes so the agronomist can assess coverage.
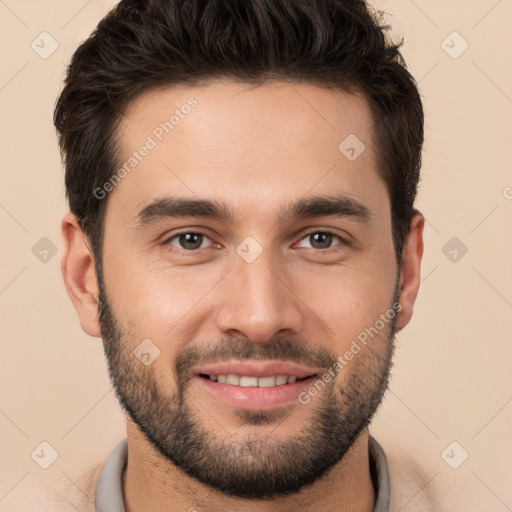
[133,194,371,228]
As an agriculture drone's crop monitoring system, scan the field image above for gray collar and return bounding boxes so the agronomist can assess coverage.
[95,436,390,512]
[95,438,127,512]
[369,435,391,512]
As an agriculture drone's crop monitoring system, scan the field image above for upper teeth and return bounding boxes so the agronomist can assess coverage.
[208,374,299,387]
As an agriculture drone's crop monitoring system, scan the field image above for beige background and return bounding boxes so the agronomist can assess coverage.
[1,0,511,510]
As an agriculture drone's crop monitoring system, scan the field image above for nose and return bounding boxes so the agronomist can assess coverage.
[215,251,304,343]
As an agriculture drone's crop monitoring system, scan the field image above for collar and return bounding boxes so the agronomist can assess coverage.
[95,435,390,512]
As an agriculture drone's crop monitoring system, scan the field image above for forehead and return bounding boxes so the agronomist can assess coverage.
[107,80,387,224]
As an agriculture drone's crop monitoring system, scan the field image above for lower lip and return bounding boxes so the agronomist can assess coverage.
[195,375,317,410]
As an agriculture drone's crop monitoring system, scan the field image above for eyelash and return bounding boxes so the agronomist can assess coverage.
[163,229,346,253]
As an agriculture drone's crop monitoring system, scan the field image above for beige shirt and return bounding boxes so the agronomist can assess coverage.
[3,435,477,511]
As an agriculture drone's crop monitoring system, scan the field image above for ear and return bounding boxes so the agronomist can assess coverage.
[395,212,424,332]
[61,213,101,337]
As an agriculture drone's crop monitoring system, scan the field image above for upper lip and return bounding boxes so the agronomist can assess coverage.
[194,361,320,379]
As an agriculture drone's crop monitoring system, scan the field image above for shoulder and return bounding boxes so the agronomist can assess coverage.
[386,447,438,512]
[0,462,104,512]
[385,444,495,512]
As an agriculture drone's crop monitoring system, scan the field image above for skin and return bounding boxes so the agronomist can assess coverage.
[61,80,424,512]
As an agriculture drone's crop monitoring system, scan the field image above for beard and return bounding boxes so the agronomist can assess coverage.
[97,264,398,499]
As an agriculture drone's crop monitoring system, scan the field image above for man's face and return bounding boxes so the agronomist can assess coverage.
[98,81,399,497]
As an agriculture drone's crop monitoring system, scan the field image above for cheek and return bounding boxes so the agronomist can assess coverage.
[292,258,397,351]
[104,249,223,342]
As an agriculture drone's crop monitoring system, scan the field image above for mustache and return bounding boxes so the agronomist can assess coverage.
[174,337,338,382]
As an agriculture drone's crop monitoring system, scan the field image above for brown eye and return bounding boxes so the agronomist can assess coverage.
[297,231,343,250]
[167,232,210,251]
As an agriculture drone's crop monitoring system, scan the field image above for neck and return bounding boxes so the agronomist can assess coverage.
[122,421,375,512]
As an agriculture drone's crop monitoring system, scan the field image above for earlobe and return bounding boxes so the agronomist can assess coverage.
[61,213,102,338]
[395,213,425,332]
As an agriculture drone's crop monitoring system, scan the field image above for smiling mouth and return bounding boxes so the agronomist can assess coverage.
[198,373,316,387]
